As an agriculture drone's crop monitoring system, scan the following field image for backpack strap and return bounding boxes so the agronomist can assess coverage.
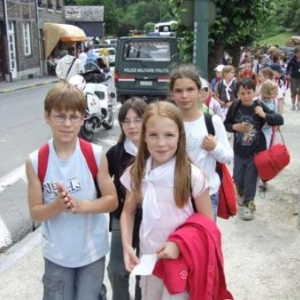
[79,138,98,179]
[204,113,215,136]
[38,143,50,183]
[38,139,98,185]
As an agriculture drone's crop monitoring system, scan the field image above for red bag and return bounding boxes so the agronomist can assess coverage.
[254,143,290,182]
[216,162,237,219]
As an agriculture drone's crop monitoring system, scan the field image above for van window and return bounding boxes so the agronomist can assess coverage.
[123,41,171,62]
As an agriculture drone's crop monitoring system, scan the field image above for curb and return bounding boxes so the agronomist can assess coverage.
[0,80,59,94]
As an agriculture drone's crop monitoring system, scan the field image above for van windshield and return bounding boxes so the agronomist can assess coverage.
[123,41,171,62]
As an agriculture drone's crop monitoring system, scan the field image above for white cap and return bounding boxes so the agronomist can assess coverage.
[214,64,225,72]
[199,77,209,90]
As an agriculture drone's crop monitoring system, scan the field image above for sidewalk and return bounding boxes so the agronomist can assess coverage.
[0,76,59,94]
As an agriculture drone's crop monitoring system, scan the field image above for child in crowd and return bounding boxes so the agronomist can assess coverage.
[199,77,222,118]
[269,63,285,115]
[25,81,118,300]
[106,98,148,300]
[224,78,284,221]
[120,101,215,299]
[214,65,238,121]
[258,79,279,190]
[256,66,284,115]
[211,64,225,93]
[169,64,233,220]
[259,80,279,148]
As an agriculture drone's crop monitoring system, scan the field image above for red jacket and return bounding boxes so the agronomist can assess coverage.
[153,214,233,300]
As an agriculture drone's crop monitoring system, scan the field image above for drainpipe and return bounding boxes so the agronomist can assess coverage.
[35,0,43,77]
[3,0,12,82]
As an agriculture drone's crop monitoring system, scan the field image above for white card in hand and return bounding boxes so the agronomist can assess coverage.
[131,254,158,276]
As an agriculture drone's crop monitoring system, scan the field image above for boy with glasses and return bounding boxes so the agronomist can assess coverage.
[25,81,118,300]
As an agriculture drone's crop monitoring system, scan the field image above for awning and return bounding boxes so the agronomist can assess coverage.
[43,23,86,58]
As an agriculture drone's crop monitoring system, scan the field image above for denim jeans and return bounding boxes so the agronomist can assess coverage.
[107,217,141,300]
[210,192,219,221]
[43,256,105,300]
[233,155,258,205]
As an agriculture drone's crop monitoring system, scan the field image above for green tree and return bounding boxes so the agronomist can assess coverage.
[170,0,276,79]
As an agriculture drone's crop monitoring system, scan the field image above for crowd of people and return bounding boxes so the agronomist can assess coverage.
[24,43,297,299]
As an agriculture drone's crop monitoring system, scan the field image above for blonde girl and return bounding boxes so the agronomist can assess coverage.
[120,101,213,300]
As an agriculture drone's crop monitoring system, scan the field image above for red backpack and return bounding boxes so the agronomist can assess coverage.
[37,138,99,192]
[204,114,237,219]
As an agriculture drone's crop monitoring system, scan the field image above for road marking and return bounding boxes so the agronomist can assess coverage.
[0,217,12,253]
[0,228,40,275]
[0,165,26,193]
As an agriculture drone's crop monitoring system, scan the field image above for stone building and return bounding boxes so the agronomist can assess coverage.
[0,0,64,82]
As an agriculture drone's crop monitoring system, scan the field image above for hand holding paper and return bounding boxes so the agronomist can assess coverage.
[131,254,158,276]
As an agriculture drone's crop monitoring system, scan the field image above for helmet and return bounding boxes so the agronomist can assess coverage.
[68,75,86,91]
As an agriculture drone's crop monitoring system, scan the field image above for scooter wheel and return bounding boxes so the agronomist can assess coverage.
[78,126,94,142]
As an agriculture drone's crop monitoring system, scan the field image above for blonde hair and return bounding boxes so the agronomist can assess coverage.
[222,65,235,77]
[130,101,192,208]
[44,81,86,116]
[260,79,277,99]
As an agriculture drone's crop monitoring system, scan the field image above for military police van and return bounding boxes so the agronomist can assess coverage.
[114,35,179,103]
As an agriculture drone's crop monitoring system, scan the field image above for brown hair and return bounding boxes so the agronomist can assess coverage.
[130,101,192,208]
[44,81,86,116]
[118,97,148,143]
[259,67,274,80]
[169,64,201,92]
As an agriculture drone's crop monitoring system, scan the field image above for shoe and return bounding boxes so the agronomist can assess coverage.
[259,181,268,191]
[239,201,256,221]
[292,104,296,111]
[237,195,244,206]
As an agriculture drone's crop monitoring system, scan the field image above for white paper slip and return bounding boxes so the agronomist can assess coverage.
[131,254,158,276]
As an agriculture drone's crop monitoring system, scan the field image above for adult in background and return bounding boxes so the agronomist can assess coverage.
[286,46,300,110]
[56,46,85,81]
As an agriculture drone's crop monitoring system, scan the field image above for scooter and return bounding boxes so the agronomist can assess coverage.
[69,74,116,142]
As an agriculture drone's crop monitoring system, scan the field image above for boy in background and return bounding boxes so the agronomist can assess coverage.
[224,78,283,221]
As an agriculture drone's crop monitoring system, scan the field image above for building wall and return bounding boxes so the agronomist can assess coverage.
[0,0,65,81]
[6,0,39,79]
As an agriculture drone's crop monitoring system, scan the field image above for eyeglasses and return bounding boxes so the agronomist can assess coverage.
[121,118,142,126]
[51,114,83,124]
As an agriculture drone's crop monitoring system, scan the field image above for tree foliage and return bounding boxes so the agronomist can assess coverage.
[170,0,276,78]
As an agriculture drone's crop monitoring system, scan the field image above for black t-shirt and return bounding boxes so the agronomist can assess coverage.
[232,102,267,158]
[106,143,135,220]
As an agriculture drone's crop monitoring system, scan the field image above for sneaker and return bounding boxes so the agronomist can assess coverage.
[240,201,256,221]
[292,104,296,111]
[237,195,244,206]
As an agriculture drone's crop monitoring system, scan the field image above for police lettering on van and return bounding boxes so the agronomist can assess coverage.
[114,35,179,103]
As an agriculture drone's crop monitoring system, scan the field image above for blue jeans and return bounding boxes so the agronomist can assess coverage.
[43,257,106,300]
[107,217,141,300]
[233,155,258,205]
[210,192,219,221]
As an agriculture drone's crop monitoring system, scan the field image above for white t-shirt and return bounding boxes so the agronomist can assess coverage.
[184,114,233,195]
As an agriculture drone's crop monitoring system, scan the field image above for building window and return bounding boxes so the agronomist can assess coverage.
[47,0,53,9]
[56,0,61,11]
[23,22,32,56]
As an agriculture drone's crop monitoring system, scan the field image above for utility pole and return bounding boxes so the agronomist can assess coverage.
[193,0,209,78]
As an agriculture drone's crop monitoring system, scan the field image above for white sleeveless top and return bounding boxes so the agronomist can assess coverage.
[29,138,109,268]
